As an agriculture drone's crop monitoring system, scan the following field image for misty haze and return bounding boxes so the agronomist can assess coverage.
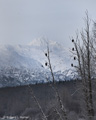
[0,0,96,120]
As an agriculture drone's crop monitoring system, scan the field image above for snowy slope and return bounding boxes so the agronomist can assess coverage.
[15,38,72,72]
[0,45,44,69]
[0,39,76,87]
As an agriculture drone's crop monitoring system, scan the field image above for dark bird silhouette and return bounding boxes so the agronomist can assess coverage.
[74,57,76,60]
[72,48,74,51]
[45,62,48,66]
[72,39,74,42]
[71,63,73,67]
[45,53,47,57]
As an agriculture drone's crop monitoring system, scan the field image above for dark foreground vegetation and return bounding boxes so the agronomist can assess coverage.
[0,80,83,120]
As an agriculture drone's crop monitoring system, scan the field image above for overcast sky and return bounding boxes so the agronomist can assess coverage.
[0,0,96,47]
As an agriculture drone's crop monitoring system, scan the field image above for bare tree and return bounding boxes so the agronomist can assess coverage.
[71,12,95,120]
[45,43,68,120]
[23,73,48,120]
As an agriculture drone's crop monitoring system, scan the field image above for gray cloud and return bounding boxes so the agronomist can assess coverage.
[0,0,96,47]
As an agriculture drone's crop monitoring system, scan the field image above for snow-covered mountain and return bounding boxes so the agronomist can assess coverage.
[0,38,76,87]
[16,38,72,71]
[0,45,44,69]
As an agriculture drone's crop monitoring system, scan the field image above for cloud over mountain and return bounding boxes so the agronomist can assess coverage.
[0,38,76,87]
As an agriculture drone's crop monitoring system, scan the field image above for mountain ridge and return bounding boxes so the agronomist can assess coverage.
[0,39,76,87]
